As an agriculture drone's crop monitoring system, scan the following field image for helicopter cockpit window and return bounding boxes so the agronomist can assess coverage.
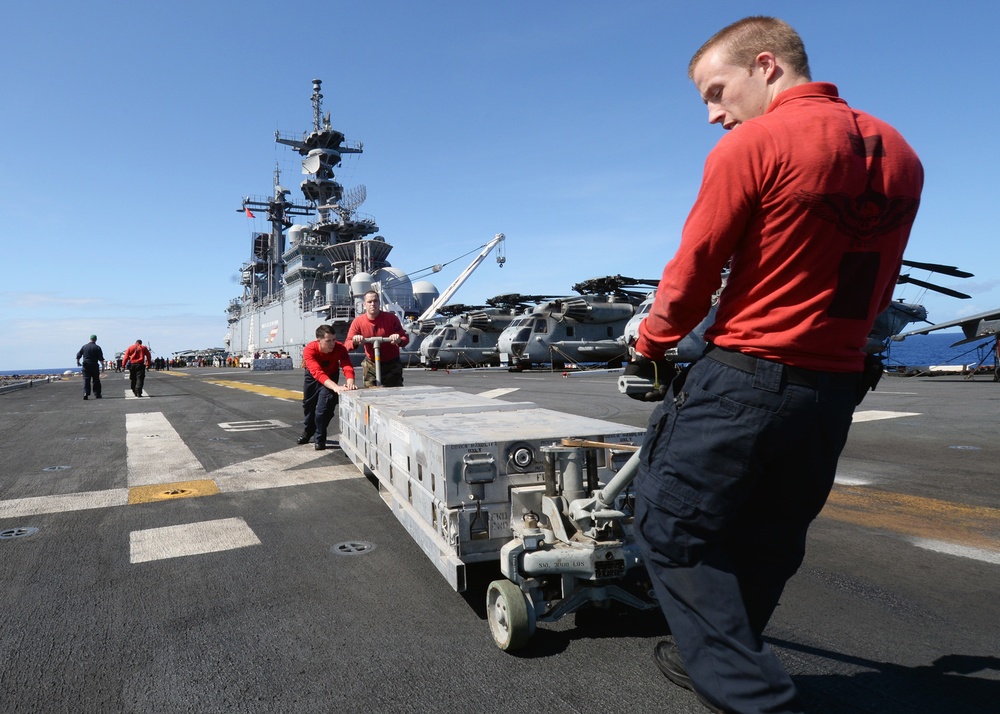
[445,329,457,340]
[533,319,548,334]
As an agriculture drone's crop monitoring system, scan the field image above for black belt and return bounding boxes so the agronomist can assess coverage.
[704,345,857,388]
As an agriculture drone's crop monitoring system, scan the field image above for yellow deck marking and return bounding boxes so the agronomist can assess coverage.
[823,485,1000,553]
[157,371,188,377]
[128,479,221,504]
[205,379,300,400]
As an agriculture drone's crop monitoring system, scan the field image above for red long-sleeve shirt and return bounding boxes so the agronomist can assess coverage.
[123,343,152,367]
[345,311,409,361]
[302,339,355,385]
[636,83,923,372]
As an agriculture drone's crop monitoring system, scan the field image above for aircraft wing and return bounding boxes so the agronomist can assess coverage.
[894,307,1000,345]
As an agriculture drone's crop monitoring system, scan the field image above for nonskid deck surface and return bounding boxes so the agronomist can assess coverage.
[1,367,997,713]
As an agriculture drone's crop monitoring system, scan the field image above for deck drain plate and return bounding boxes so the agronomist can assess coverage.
[331,541,376,556]
[42,466,71,472]
[1,527,39,540]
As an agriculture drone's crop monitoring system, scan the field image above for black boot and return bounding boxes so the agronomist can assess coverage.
[296,430,314,445]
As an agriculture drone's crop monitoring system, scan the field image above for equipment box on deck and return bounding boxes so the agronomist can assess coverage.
[339,386,643,591]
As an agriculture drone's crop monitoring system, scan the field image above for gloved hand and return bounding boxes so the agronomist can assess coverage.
[620,355,674,401]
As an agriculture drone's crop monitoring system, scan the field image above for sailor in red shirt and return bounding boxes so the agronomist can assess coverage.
[626,17,922,713]
[122,339,152,397]
[298,324,356,450]
[345,290,410,387]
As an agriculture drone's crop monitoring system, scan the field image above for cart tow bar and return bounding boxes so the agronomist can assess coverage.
[361,336,387,386]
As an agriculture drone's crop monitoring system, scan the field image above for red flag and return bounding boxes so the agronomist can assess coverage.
[245,208,255,219]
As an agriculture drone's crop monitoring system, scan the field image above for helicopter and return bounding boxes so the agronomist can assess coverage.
[892,305,1000,381]
[496,276,659,370]
[389,232,507,366]
[621,270,729,362]
[419,298,530,367]
[399,318,439,366]
[871,259,973,353]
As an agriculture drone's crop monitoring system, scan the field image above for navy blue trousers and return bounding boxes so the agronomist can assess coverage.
[302,373,339,445]
[82,363,101,397]
[634,354,859,713]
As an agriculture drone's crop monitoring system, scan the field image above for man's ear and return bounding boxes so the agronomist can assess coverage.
[755,51,779,82]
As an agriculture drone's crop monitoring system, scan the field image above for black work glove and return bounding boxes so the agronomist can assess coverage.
[620,355,674,401]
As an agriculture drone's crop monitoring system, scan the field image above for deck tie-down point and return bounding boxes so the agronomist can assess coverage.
[128,479,221,504]
[331,541,376,556]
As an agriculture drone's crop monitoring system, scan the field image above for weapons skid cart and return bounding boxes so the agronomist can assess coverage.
[338,385,654,651]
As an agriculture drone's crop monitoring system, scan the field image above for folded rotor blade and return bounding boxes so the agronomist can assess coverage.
[900,260,974,278]
[897,275,971,299]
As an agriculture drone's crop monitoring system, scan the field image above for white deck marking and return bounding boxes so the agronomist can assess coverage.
[129,517,261,564]
[218,419,291,432]
[0,489,129,518]
[212,446,362,493]
[477,387,520,399]
[911,538,1000,566]
[127,412,205,487]
[853,410,921,423]
[833,476,872,487]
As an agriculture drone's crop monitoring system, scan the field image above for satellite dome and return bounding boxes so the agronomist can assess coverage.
[372,267,417,313]
[288,225,306,246]
[411,280,440,313]
[351,272,374,298]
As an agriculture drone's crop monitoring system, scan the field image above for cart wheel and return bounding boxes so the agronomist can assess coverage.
[486,579,536,651]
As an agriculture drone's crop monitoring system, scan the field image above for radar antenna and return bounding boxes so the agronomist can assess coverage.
[340,184,367,214]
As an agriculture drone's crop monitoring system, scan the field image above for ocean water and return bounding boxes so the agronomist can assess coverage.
[0,367,81,377]
[883,330,996,368]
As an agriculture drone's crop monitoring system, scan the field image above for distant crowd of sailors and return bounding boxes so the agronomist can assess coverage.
[100,356,175,371]
[81,352,292,370]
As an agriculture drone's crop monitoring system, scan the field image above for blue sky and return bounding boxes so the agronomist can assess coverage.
[3,1,997,370]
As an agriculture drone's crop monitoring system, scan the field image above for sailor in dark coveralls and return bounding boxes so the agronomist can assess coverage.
[298,324,357,450]
[76,334,105,400]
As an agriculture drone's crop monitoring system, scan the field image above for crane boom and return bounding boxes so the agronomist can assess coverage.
[416,233,506,322]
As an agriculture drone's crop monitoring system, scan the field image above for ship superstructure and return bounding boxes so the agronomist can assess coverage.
[225,79,445,364]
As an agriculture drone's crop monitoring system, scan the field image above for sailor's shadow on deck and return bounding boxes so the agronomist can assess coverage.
[778,639,1000,714]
